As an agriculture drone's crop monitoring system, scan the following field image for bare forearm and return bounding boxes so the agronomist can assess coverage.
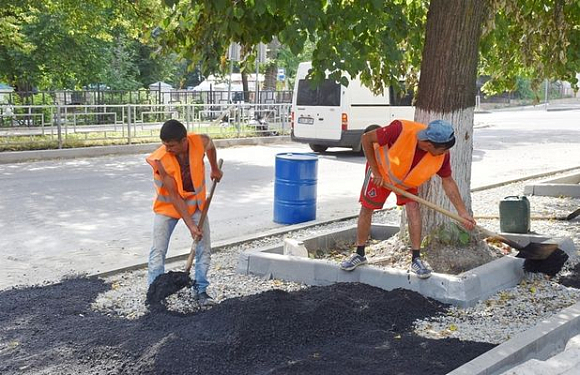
[442,177,468,215]
[206,144,218,170]
[361,132,382,177]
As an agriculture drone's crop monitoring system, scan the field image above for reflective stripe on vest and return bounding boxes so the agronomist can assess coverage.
[153,176,205,195]
[374,120,445,190]
[156,193,204,207]
[146,133,207,219]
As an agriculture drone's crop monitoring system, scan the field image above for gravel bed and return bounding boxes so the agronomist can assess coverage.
[92,210,400,319]
[92,169,580,347]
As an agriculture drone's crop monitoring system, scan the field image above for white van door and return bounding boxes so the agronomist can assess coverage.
[294,77,343,141]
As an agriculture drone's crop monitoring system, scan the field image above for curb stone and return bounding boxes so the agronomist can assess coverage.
[0,136,292,164]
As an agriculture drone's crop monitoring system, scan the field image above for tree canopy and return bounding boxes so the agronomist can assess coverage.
[156,0,579,95]
[0,0,191,90]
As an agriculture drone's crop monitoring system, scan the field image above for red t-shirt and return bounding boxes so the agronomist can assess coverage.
[375,120,452,178]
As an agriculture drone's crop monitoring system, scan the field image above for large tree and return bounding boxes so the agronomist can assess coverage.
[156,0,579,242]
[0,0,175,90]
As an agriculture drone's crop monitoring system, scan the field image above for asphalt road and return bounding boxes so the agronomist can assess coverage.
[0,109,578,289]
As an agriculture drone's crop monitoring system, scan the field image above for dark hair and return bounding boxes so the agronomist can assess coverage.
[430,135,456,150]
[160,119,187,142]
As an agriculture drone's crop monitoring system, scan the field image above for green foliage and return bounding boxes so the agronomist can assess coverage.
[156,0,429,95]
[0,0,178,91]
[154,0,579,96]
[425,223,472,248]
[480,0,580,95]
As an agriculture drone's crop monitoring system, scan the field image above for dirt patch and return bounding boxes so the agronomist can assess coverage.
[322,236,505,274]
[0,278,494,375]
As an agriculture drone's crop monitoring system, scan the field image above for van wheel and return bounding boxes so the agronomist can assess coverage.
[309,144,328,153]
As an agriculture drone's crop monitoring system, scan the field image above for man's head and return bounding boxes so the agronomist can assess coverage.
[160,119,188,155]
[417,119,456,155]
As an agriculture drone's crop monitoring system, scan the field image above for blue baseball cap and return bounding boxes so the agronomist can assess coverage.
[417,120,455,143]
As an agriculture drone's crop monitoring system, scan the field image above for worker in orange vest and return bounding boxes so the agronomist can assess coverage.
[340,119,476,279]
[146,119,223,306]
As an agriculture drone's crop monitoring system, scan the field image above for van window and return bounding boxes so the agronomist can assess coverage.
[296,79,341,106]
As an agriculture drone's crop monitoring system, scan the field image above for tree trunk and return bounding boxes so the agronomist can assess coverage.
[241,71,250,102]
[400,0,486,240]
[263,39,281,91]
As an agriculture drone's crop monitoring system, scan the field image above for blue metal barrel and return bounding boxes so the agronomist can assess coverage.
[274,153,318,224]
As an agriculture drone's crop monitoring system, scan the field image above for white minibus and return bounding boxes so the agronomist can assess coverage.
[291,61,415,152]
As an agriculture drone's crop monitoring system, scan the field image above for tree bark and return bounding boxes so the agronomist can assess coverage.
[401,0,486,239]
[241,71,250,102]
[263,39,281,91]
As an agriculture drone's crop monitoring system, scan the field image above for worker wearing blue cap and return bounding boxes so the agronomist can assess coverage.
[340,119,476,279]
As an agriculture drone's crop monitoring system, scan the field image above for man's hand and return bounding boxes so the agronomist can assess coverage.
[371,171,385,187]
[210,167,223,182]
[459,212,476,230]
[189,224,202,240]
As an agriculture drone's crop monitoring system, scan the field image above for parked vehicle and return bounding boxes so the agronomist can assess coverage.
[291,61,415,152]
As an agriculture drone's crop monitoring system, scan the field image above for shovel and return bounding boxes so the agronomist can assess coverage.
[146,159,223,308]
[382,181,560,260]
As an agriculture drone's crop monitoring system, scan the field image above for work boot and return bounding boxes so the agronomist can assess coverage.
[196,291,215,307]
[340,253,367,271]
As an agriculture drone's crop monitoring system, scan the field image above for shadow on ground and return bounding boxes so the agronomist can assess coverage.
[0,279,495,375]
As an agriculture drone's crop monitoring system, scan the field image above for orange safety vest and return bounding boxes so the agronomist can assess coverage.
[146,133,206,219]
[373,120,445,190]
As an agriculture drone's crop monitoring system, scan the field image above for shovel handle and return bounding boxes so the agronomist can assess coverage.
[382,181,496,238]
[185,158,223,273]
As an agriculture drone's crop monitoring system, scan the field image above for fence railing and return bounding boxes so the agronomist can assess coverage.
[0,89,293,106]
[0,102,292,150]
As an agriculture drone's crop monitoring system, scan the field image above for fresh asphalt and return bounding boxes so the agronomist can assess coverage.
[0,109,579,289]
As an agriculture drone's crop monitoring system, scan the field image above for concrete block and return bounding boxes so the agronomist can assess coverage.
[564,334,580,350]
[283,238,308,257]
[524,172,580,198]
[237,225,575,311]
[543,347,580,371]
[449,301,580,375]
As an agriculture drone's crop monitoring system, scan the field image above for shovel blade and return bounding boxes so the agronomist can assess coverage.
[146,271,192,308]
[515,243,560,260]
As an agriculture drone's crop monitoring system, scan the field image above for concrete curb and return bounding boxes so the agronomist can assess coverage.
[448,301,580,375]
[523,172,580,198]
[471,166,580,192]
[237,224,576,308]
[0,136,292,164]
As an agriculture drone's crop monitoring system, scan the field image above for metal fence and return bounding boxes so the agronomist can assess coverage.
[0,89,293,106]
[0,102,292,150]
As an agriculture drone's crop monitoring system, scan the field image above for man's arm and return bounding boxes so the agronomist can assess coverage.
[154,160,202,238]
[201,134,223,182]
[361,130,386,186]
[441,176,476,230]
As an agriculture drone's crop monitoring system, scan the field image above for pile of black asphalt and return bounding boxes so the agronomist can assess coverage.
[0,278,495,375]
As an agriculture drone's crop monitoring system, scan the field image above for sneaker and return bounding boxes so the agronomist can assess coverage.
[410,258,432,279]
[196,292,215,307]
[340,253,367,271]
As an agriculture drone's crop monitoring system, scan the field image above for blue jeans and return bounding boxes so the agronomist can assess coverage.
[148,211,211,293]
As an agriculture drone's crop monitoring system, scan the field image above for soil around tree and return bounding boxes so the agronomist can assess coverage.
[0,278,495,375]
[325,235,505,275]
